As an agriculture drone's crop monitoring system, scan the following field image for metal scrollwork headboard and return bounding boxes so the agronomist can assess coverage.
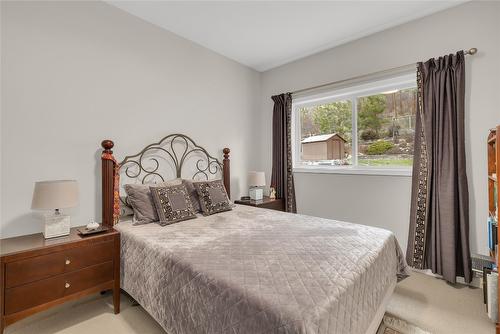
[100,134,230,227]
[119,134,223,184]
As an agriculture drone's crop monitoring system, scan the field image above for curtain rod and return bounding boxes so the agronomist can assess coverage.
[291,48,478,96]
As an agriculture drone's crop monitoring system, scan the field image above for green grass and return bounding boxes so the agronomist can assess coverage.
[358,158,413,167]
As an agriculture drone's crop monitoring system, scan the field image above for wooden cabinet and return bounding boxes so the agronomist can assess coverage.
[488,126,500,333]
[235,197,285,211]
[0,227,120,333]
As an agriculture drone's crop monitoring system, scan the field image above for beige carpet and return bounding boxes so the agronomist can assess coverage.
[386,272,495,334]
[377,314,430,334]
[4,272,495,334]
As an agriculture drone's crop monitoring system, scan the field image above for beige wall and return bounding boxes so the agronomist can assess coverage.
[257,1,500,254]
[0,1,261,238]
[2,1,499,256]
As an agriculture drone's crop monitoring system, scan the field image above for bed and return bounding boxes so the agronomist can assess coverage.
[100,134,409,334]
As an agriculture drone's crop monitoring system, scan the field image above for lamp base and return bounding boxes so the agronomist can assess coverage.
[249,188,263,201]
[43,213,71,239]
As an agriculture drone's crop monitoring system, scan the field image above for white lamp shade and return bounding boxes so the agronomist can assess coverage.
[31,180,79,210]
[248,171,266,187]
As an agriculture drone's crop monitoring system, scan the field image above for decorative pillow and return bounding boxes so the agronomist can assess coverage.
[120,203,134,217]
[119,196,135,217]
[124,179,182,224]
[150,184,197,226]
[194,179,232,216]
[182,179,202,213]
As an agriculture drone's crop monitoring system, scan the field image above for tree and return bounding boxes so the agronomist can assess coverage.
[310,101,352,140]
[300,108,320,138]
[358,95,386,135]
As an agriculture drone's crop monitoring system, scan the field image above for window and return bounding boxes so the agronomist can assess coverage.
[293,73,417,175]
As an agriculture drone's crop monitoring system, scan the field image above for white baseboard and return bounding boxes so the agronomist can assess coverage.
[410,268,480,288]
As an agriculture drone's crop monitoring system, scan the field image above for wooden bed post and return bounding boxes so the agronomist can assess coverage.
[101,140,115,228]
[223,148,230,199]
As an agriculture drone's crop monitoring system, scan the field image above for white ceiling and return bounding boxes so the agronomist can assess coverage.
[108,1,464,72]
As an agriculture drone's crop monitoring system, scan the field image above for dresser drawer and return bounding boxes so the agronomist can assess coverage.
[259,201,284,211]
[5,261,113,315]
[5,240,114,288]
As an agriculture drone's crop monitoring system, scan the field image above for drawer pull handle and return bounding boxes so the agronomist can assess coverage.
[65,282,71,289]
[65,259,71,265]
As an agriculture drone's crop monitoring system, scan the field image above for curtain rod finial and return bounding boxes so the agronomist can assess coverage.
[467,47,477,55]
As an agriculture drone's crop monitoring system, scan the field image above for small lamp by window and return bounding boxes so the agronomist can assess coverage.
[248,171,265,201]
[31,180,79,238]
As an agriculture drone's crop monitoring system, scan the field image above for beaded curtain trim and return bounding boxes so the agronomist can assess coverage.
[410,67,429,269]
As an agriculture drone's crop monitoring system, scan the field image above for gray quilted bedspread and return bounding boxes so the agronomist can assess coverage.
[115,205,409,334]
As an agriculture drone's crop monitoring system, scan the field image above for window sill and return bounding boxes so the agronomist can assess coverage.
[293,166,412,177]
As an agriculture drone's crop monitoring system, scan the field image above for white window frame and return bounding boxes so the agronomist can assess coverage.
[292,73,417,177]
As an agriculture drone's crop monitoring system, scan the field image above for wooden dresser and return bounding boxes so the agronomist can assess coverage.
[235,197,285,211]
[0,227,120,333]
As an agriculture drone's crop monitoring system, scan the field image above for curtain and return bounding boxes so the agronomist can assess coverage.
[271,93,297,213]
[406,51,472,283]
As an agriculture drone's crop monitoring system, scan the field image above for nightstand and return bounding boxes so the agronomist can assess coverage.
[235,196,285,211]
[0,226,120,333]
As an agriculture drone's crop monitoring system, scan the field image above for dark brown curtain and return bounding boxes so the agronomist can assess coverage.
[271,93,297,213]
[406,51,472,283]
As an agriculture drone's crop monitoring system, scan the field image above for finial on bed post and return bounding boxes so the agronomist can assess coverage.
[102,139,114,153]
[223,148,230,199]
[101,140,115,228]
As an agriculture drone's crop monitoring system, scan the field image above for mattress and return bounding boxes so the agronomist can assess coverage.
[115,205,409,334]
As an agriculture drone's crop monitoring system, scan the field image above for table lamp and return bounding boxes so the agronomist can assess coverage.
[31,180,79,238]
[248,171,265,201]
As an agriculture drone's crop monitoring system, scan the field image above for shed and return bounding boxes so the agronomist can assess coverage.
[301,133,347,161]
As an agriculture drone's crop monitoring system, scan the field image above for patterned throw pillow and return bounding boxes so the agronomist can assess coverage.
[124,179,182,224]
[194,179,232,216]
[150,184,197,226]
[182,179,202,213]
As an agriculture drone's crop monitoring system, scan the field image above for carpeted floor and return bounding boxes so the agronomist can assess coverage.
[386,272,495,334]
[377,314,430,334]
[4,272,495,334]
